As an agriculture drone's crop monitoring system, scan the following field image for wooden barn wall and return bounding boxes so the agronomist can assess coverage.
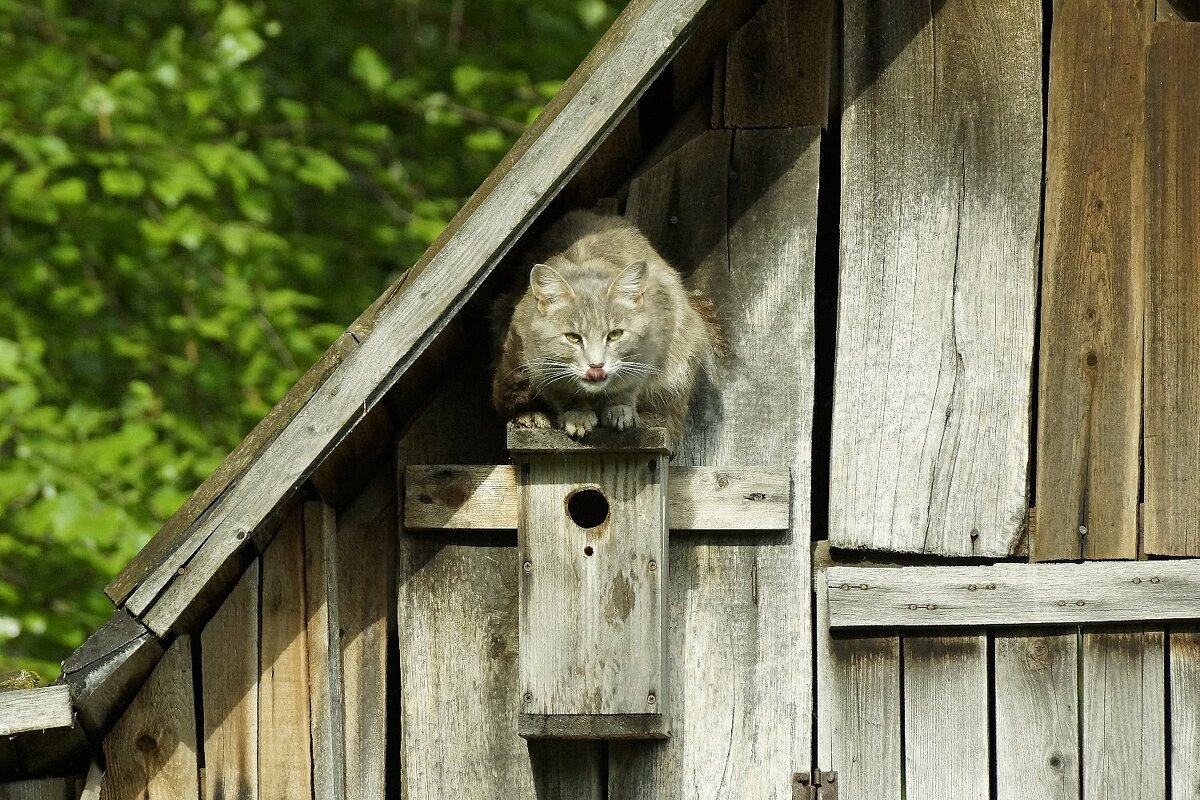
[89,490,393,799]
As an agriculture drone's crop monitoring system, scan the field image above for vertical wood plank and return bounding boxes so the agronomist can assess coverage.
[304,501,345,800]
[1034,0,1152,560]
[1170,628,1200,797]
[993,631,1080,800]
[814,558,902,800]
[100,638,199,800]
[1144,23,1200,557]
[336,471,395,800]
[611,127,816,796]
[0,780,74,800]
[258,509,313,800]
[832,0,1042,557]
[201,562,260,800]
[1081,628,1165,800]
[719,0,835,128]
[396,366,603,798]
[902,635,989,799]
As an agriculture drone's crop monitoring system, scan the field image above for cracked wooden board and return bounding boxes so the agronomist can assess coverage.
[830,0,1042,557]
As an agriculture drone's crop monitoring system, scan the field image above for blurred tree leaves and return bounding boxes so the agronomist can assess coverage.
[0,0,622,678]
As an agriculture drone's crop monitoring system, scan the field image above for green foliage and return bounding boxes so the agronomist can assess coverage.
[0,0,622,678]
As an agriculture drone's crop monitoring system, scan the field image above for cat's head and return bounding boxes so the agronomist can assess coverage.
[524,259,654,396]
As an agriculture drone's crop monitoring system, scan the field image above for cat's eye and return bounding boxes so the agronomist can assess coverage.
[564,332,583,345]
[607,329,624,342]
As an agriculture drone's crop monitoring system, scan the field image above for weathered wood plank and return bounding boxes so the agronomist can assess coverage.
[1170,628,1200,797]
[303,502,345,800]
[1034,0,1153,560]
[719,0,835,128]
[127,0,725,638]
[60,622,163,743]
[336,471,394,800]
[403,464,790,531]
[0,780,74,800]
[200,561,259,800]
[518,450,667,735]
[1145,23,1200,557]
[610,128,817,796]
[993,631,1080,800]
[827,560,1200,629]
[832,0,1042,558]
[258,509,313,800]
[100,638,199,800]
[1081,628,1165,800]
[397,366,602,798]
[902,635,989,799]
[814,546,902,800]
[0,687,72,738]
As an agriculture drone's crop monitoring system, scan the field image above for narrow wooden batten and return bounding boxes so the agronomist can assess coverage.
[826,559,1200,630]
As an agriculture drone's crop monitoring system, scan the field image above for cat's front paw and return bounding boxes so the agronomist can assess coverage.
[512,411,553,429]
[560,409,598,439]
[601,404,639,432]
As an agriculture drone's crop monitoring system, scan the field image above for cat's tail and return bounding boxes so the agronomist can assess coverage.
[687,289,728,361]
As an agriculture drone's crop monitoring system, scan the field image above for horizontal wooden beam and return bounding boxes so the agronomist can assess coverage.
[404,465,791,531]
[0,685,73,737]
[826,560,1200,630]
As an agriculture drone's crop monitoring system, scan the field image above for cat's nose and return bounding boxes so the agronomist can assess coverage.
[585,365,607,381]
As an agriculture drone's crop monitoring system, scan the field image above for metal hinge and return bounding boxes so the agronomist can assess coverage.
[792,770,838,799]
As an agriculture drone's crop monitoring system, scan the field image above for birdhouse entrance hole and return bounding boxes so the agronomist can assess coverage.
[567,488,609,529]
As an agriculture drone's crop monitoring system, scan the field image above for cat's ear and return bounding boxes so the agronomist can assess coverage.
[608,259,648,309]
[530,263,574,314]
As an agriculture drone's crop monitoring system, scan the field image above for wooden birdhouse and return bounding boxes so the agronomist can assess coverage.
[510,427,672,738]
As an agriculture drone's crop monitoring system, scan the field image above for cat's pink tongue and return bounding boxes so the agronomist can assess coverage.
[585,367,607,382]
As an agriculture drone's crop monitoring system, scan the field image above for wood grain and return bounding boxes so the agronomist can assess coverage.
[1034,0,1153,560]
[1081,628,1165,800]
[1144,23,1200,557]
[993,631,1080,800]
[396,366,602,798]
[902,635,989,799]
[814,548,902,800]
[335,471,394,800]
[1170,628,1200,798]
[200,562,259,800]
[303,502,345,800]
[0,687,72,737]
[719,0,835,128]
[100,638,199,800]
[258,509,313,800]
[403,464,790,531]
[0,781,75,800]
[127,0,723,638]
[827,560,1200,629]
[832,0,1042,557]
[610,128,817,797]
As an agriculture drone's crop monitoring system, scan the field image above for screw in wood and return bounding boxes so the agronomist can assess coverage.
[523,561,533,572]
[647,693,656,705]
[648,560,657,572]
[523,692,533,703]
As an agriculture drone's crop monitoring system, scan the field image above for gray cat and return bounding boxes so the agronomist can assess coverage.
[492,210,720,443]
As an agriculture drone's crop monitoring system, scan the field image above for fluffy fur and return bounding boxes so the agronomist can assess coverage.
[492,210,718,442]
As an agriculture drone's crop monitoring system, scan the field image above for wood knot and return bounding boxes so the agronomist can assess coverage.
[135,734,158,753]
